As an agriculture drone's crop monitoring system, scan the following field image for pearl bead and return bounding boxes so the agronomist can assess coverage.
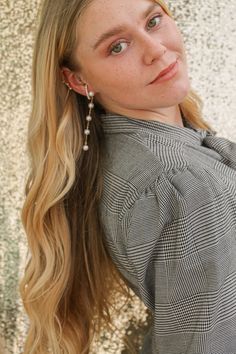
[84,129,90,135]
[88,102,94,109]
[89,91,94,97]
[86,115,92,121]
[83,145,89,151]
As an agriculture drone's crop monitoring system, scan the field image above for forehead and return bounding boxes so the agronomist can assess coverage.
[77,0,162,38]
[81,0,160,15]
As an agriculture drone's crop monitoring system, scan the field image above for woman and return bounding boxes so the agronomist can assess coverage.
[20,0,236,353]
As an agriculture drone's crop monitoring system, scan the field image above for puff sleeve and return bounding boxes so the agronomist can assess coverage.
[119,166,236,353]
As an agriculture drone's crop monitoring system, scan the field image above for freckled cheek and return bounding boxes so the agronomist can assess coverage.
[98,65,138,88]
[168,35,186,61]
[168,31,183,47]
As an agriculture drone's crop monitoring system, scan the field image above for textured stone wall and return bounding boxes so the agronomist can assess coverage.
[0,0,235,353]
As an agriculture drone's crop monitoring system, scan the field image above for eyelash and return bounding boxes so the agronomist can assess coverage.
[108,14,163,55]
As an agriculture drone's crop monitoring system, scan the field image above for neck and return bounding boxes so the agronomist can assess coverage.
[105,105,184,128]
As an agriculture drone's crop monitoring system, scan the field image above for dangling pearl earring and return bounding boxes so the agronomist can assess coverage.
[83,84,94,151]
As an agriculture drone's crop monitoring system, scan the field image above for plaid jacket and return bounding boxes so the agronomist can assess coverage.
[98,113,236,354]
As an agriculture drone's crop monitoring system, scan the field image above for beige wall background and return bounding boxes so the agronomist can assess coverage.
[0,0,235,353]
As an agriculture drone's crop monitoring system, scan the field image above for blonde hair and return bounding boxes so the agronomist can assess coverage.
[20,0,215,353]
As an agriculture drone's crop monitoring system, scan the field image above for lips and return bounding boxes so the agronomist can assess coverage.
[150,60,177,84]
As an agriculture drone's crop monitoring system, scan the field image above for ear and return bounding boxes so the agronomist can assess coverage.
[61,67,95,97]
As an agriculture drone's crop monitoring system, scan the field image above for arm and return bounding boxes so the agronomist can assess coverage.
[121,170,236,353]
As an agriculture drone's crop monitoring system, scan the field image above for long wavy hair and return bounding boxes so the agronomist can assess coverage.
[19,0,215,353]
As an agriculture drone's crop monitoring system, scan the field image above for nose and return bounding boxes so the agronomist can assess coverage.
[139,33,167,65]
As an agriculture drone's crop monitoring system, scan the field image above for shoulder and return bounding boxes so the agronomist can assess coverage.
[101,133,164,192]
[100,133,165,218]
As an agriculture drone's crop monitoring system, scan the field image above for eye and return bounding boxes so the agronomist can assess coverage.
[109,41,128,56]
[147,14,163,30]
[108,14,162,55]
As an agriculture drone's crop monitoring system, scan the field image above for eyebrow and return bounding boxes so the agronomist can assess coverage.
[92,3,161,50]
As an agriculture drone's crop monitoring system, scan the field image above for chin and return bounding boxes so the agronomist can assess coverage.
[159,83,190,106]
[174,78,191,99]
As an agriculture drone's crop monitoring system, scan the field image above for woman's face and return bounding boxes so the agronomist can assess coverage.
[74,0,191,118]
